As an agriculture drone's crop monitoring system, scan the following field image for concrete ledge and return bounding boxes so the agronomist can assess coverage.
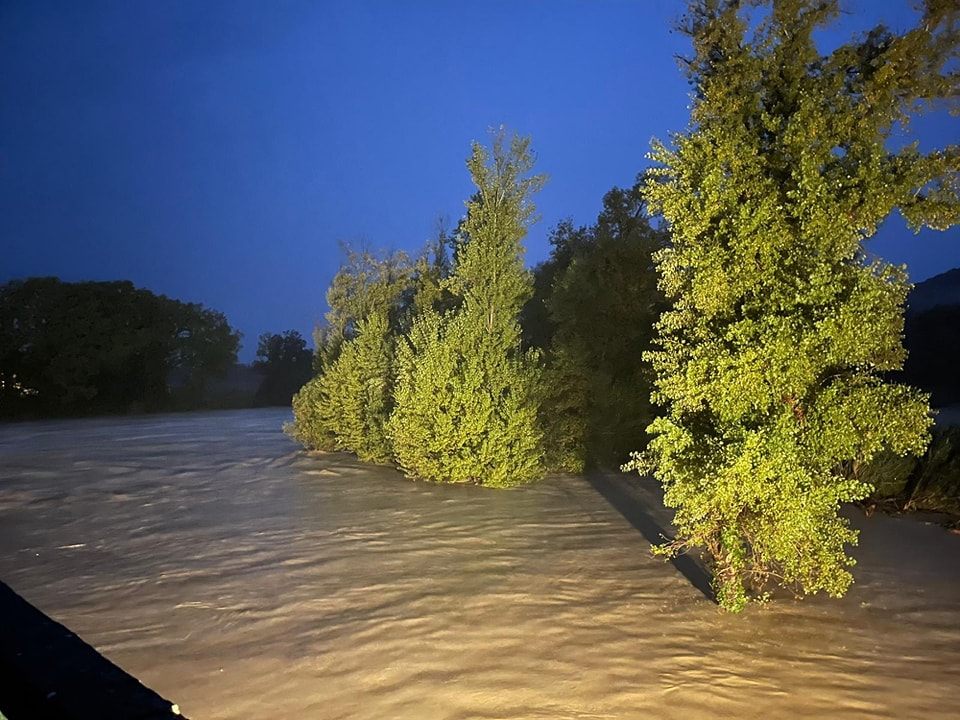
[0,581,187,720]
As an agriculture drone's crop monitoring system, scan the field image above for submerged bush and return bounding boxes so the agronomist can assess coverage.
[285,376,335,451]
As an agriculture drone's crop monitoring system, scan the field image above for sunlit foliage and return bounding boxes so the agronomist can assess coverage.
[312,310,395,463]
[288,247,416,457]
[627,0,957,610]
[312,245,418,373]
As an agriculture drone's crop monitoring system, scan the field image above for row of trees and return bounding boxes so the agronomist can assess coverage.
[290,0,959,611]
[288,130,548,485]
[0,277,241,417]
[287,131,669,485]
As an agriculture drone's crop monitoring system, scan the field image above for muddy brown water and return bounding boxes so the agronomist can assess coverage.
[1,408,958,719]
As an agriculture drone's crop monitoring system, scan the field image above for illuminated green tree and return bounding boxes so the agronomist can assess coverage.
[311,310,394,462]
[312,245,416,372]
[390,129,546,486]
[288,247,415,456]
[628,0,957,610]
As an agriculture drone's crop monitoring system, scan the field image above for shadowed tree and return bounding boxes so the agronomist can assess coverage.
[253,330,313,406]
[0,277,240,417]
[535,180,668,470]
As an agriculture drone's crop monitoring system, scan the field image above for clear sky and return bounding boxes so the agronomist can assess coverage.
[2,1,958,362]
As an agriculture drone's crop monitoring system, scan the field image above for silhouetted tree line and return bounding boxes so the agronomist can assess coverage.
[0,277,240,418]
[253,330,313,406]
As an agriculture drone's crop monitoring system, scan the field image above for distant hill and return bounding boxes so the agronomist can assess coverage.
[907,267,960,315]
[902,267,960,407]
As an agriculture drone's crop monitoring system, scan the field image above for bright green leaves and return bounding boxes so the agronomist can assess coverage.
[315,310,395,464]
[287,247,416,461]
[390,128,546,487]
[289,129,546,488]
[288,309,396,463]
[390,309,544,487]
[631,0,954,611]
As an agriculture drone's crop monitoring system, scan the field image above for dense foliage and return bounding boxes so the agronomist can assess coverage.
[0,277,240,417]
[628,0,957,610]
[529,181,668,470]
[389,130,546,486]
[289,248,416,456]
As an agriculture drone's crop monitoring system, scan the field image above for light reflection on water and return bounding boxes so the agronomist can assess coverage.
[1,408,958,719]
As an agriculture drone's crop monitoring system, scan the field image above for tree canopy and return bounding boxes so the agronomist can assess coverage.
[628,0,957,611]
[254,330,313,406]
[389,129,547,486]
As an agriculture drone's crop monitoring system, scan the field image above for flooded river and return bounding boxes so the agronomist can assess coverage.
[1,408,958,719]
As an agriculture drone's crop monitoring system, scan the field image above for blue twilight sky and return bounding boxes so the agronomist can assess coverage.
[2,1,958,362]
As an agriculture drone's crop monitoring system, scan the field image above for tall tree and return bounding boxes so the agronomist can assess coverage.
[390,128,547,486]
[629,0,957,610]
[540,182,667,469]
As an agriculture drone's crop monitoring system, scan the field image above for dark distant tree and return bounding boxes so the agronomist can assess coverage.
[253,330,313,406]
[169,304,241,406]
[0,277,240,417]
[523,180,667,471]
[540,182,667,470]
[521,219,592,352]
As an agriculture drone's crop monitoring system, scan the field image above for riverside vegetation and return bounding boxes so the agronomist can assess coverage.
[288,0,960,612]
[0,277,314,416]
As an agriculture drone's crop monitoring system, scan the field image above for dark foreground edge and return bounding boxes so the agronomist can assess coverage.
[0,581,187,720]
